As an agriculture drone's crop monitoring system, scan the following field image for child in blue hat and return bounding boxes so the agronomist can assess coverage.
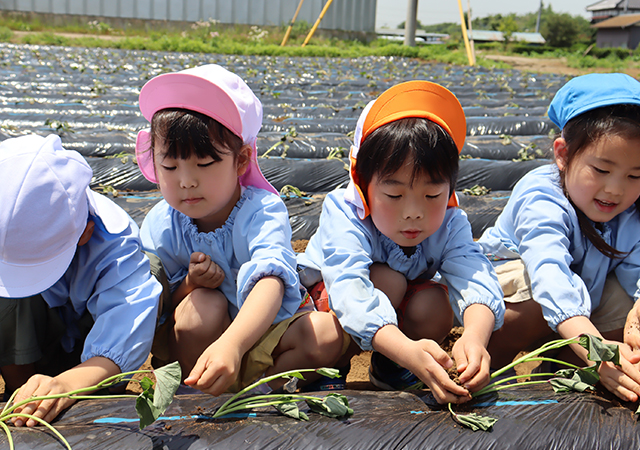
[478,73,640,401]
[0,134,162,426]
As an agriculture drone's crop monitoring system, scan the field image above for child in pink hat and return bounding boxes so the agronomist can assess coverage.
[136,64,345,394]
[0,134,162,426]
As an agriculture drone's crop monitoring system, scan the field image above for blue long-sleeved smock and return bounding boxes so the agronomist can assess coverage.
[478,164,640,331]
[42,201,161,373]
[297,189,505,351]
[141,186,305,324]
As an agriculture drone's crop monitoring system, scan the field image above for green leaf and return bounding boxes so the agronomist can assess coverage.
[554,366,600,385]
[316,368,340,378]
[153,361,182,411]
[452,412,498,431]
[135,361,181,429]
[549,378,595,393]
[306,393,353,419]
[579,334,620,365]
[274,402,309,421]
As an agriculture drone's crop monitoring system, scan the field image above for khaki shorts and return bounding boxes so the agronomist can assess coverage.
[496,259,634,333]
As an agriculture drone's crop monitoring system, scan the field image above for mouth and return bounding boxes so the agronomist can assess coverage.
[183,198,203,205]
[595,198,617,212]
[401,230,421,240]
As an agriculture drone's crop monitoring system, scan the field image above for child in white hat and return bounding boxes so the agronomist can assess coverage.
[297,81,504,404]
[0,134,162,426]
[136,64,345,394]
[479,73,640,402]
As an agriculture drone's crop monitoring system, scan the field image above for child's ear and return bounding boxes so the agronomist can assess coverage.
[553,137,569,171]
[236,144,252,177]
[78,220,95,246]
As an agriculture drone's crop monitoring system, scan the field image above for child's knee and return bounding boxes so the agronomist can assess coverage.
[303,312,344,365]
[174,288,228,335]
[403,288,453,341]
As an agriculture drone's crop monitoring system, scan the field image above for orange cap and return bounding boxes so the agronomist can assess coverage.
[347,81,465,215]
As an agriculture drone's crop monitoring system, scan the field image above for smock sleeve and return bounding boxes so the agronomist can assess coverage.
[74,218,161,373]
[512,190,592,331]
[435,208,505,329]
[232,189,304,323]
[306,191,398,351]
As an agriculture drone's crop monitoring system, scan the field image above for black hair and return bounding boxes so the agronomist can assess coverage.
[354,117,459,201]
[150,108,243,162]
[558,104,640,258]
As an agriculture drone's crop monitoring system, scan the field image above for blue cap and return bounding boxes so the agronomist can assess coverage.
[548,73,640,129]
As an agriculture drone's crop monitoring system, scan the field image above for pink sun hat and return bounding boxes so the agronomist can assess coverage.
[135,64,278,195]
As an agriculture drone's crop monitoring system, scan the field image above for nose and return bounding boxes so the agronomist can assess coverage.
[178,169,197,189]
[604,177,624,197]
[403,202,423,220]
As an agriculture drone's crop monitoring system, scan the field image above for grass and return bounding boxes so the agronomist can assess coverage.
[1,11,640,72]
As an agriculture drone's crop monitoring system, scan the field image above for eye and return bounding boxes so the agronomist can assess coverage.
[197,161,214,168]
[629,174,640,180]
[425,193,441,199]
[592,166,608,174]
[160,164,176,171]
[386,194,401,199]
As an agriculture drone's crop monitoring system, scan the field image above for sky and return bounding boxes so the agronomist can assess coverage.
[375,0,593,28]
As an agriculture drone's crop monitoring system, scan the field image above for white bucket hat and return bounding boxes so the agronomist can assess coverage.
[0,134,129,298]
[135,64,278,195]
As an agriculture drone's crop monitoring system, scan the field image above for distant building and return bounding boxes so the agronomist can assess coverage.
[588,0,640,48]
[0,0,376,34]
[468,30,546,45]
[587,0,640,23]
[376,28,448,44]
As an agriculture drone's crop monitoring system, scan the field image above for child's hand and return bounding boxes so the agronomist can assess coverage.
[188,252,225,290]
[624,304,640,352]
[400,339,471,404]
[10,375,76,427]
[451,333,491,392]
[183,340,242,396]
[598,342,640,402]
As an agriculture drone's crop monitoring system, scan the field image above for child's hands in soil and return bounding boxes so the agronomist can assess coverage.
[623,304,640,353]
[451,333,491,392]
[184,340,242,396]
[10,374,77,427]
[396,339,471,404]
[598,341,640,403]
[187,252,225,290]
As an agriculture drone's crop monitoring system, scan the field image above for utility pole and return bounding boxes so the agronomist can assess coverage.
[536,0,542,32]
[404,0,418,47]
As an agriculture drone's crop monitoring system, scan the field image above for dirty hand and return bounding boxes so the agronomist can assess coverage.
[187,252,225,290]
[10,375,77,427]
[400,339,471,405]
[624,304,640,353]
[183,341,242,396]
[598,342,640,402]
[451,333,491,392]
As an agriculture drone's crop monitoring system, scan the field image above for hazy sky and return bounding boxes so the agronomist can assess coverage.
[375,0,593,28]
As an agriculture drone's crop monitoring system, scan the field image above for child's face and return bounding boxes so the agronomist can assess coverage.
[154,141,248,232]
[556,134,640,223]
[366,163,450,247]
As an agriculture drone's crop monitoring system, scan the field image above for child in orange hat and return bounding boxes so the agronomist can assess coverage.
[298,81,505,404]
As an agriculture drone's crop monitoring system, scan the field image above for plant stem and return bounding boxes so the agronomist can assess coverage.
[3,413,72,449]
[214,392,326,418]
[0,420,13,450]
[215,368,319,416]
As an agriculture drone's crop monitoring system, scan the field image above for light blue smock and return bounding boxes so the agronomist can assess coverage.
[297,189,505,351]
[42,208,161,373]
[478,164,640,331]
[141,186,305,325]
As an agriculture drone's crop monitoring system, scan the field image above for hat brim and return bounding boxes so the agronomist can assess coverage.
[0,238,77,298]
[139,72,243,140]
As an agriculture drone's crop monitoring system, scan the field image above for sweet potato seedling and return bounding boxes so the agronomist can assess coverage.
[0,361,181,449]
[447,334,620,431]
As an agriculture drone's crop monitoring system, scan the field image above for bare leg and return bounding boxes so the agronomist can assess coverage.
[170,288,230,379]
[369,263,407,309]
[402,287,453,343]
[269,311,343,386]
[487,299,551,368]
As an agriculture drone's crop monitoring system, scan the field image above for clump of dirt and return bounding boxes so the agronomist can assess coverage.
[441,327,464,384]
